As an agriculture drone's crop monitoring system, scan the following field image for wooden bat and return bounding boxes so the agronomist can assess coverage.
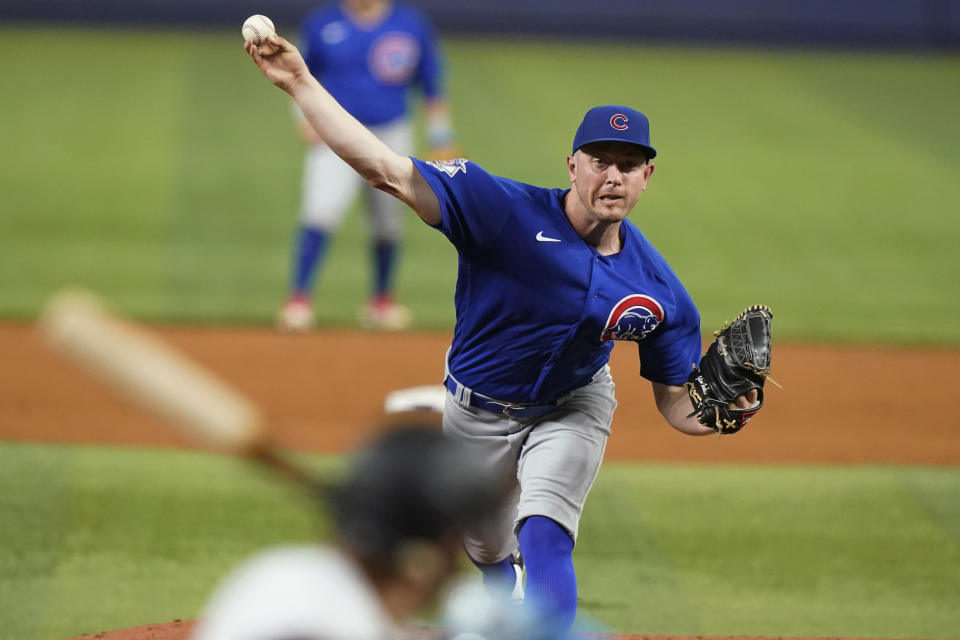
[38,289,320,491]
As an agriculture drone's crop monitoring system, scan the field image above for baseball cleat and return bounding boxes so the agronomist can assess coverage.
[359,295,412,331]
[276,296,315,332]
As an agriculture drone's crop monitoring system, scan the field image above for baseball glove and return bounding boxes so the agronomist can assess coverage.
[685,304,778,434]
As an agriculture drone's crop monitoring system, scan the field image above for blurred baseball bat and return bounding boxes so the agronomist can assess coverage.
[38,289,320,491]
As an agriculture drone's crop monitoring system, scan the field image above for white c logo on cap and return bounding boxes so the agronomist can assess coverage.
[610,114,629,130]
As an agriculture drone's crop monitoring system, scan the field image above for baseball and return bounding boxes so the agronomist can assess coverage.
[242,14,275,47]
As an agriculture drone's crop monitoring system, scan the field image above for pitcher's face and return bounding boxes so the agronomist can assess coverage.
[568,142,654,223]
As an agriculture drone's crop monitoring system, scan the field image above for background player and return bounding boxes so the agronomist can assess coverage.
[244,34,764,638]
[191,423,511,640]
[277,0,459,332]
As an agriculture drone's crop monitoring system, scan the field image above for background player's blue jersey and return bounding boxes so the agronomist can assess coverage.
[413,158,703,404]
[300,2,442,126]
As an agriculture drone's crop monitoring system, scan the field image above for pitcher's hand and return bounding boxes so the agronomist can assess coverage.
[244,35,311,95]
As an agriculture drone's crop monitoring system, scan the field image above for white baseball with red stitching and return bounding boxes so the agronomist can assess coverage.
[241,15,275,47]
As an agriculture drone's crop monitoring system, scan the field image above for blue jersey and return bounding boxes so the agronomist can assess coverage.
[300,2,443,126]
[412,158,703,404]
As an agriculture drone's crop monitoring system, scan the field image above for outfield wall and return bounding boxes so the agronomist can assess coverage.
[2,0,958,48]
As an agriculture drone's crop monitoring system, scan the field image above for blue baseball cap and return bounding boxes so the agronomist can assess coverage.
[572,105,657,159]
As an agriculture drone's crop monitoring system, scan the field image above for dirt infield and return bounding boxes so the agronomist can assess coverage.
[3,323,957,464]
[1,322,957,640]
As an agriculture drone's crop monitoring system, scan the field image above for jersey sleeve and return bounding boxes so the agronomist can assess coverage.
[636,288,703,386]
[414,17,442,99]
[411,157,514,252]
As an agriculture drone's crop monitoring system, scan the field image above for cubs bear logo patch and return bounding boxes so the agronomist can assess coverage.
[601,294,664,342]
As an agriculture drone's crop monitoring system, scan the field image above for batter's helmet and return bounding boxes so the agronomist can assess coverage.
[328,424,510,567]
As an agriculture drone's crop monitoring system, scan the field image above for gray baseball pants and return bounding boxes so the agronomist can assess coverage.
[442,366,617,564]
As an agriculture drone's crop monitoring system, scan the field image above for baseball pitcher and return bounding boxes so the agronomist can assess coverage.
[245,33,775,638]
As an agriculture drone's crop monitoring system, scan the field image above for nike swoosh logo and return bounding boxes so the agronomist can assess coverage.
[536,231,561,242]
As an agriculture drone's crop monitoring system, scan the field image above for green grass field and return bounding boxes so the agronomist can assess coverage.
[2,25,959,640]
[1,443,958,640]
[2,26,959,342]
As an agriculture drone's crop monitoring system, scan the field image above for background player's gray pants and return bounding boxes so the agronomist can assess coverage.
[299,119,413,242]
[442,366,617,564]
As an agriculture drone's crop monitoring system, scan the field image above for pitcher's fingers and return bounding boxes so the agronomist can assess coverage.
[257,34,283,55]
